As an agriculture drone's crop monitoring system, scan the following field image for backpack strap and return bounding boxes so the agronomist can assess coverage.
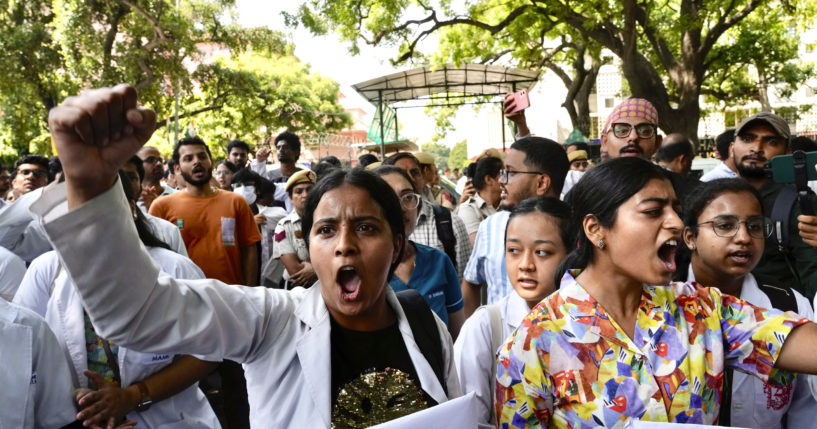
[432,204,458,270]
[481,304,502,424]
[395,289,447,396]
[771,184,798,250]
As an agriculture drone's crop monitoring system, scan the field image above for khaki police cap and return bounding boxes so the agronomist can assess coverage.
[285,169,317,193]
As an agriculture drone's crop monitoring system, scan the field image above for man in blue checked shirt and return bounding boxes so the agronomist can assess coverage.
[461,137,569,315]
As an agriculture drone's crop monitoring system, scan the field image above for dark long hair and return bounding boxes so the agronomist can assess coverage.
[301,168,405,281]
[555,157,669,282]
[118,170,171,250]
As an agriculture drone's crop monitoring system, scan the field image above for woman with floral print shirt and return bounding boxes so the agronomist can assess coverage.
[496,157,817,428]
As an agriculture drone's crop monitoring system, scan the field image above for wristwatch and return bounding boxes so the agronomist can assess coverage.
[134,382,152,412]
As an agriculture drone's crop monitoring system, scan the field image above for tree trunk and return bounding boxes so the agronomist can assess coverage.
[619,48,701,145]
[757,66,772,112]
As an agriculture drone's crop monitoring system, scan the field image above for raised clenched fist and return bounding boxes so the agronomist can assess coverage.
[48,84,156,208]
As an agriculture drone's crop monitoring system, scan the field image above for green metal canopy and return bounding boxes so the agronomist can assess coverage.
[352,64,541,156]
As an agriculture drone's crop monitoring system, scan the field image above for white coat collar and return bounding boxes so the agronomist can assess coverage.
[502,290,533,331]
[292,282,449,426]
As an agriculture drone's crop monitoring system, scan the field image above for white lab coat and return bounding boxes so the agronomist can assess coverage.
[688,268,817,429]
[31,180,462,428]
[0,298,76,428]
[145,213,188,256]
[13,249,219,429]
[454,290,531,427]
[0,187,51,263]
[0,245,26,301]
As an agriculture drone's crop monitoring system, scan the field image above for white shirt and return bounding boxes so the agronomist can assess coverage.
[14,249,217,428]
[560,170,584,200]
[699,161,738,182]
[0,298,77,428]
[688,268,817,429]
[0,245,26,301]
[454,291,531,426]
[31,180,462,428]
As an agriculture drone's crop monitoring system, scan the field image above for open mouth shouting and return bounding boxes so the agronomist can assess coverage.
[337,266,363,301]
[657,238,679,273]
[727,249,753,266]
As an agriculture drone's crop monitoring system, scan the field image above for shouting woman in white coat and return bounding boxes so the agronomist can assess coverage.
[36,85,460,428]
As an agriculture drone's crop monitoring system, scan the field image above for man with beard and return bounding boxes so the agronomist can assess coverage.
[731,112,817,299]
[149,137,261,286]
[460,137,568,316]
[148,137,261,429]
[137,146,174,211]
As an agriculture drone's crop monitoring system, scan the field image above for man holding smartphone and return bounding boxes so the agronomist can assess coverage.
[732,112,817,300]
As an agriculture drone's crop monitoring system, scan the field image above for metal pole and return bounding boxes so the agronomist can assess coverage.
[378,90,386,159]
[173,0,181,144]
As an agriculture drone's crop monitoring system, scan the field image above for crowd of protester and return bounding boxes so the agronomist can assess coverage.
[5,84,817,429]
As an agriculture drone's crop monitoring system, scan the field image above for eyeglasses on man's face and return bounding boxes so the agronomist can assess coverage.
[609,122,656,139]
[696,215,772,239]
[141,156,162,164]
[499,169,542,184]
[17,168,48,179]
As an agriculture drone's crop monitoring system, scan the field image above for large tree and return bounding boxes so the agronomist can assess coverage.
[289,0,811,141]
[0,0,350,162]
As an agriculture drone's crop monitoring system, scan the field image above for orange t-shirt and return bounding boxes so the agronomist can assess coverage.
[149,190,262,285]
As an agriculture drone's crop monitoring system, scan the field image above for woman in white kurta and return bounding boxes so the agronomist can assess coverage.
[681,178,817,429]
[455,197,573,427]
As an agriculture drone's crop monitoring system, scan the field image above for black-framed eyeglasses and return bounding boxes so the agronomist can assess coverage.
[737,132,787,147]
[17,168,48,179]
[610,122,656,139]
[399,193,421,210]
[499,169,543,184]
[696,215,772,239]
[142,156,162,164]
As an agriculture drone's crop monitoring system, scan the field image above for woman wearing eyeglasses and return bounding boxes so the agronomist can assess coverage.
[374,165,466,338]
[680,178,817,429]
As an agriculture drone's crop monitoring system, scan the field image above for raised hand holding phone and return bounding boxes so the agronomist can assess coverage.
[503,91,530,137]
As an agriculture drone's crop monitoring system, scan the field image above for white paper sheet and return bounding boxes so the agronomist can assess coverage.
[369,392,478,429]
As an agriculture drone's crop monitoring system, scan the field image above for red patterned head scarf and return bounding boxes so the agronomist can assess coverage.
[603,98,658,133]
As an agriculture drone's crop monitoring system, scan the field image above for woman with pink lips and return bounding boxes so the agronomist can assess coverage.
[495,157,817,428]
[682,178,816,429]
[34,86,462,429]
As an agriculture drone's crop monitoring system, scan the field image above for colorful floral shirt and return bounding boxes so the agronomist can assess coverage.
[495,271,809,428]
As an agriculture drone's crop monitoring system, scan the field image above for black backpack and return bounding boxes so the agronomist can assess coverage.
[395,289,447,396]
[431,204,457,270]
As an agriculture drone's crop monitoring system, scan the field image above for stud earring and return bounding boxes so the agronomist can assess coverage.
[597,239,605,249]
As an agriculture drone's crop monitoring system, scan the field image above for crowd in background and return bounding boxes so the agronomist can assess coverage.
[5,86,817,429]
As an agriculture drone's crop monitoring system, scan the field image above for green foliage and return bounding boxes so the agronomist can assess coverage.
[448,139,469,169]
[290,0,816,139]
[0,0,350,159]
[420,141,450,169]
